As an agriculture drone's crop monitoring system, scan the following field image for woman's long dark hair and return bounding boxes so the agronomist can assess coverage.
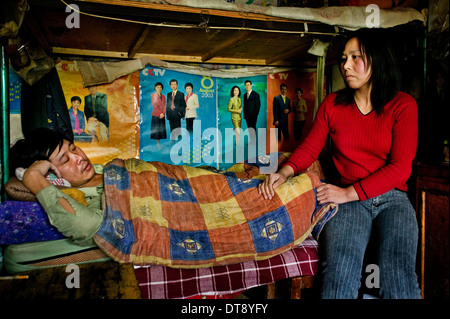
[335,28,402,115]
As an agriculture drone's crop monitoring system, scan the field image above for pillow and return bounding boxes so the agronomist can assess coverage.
[2,175,86,245]
[5,168,71,201]
[4,177,38,202]
[0,201,65,245]
[0,189,87,245]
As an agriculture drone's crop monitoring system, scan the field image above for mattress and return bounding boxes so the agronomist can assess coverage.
[3,239,110,274]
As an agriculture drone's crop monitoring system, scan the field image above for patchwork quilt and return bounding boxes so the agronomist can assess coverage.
[93,158,338,268]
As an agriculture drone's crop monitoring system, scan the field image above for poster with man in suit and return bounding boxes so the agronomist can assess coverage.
[166,79,187,141]
[272,83,291,141]
[84,85,109,142]
[243,79,261,136]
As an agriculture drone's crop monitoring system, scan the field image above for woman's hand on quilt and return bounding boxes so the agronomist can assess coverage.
[316,183,358,205]
[258,166,294,200]
[22,160,61,195]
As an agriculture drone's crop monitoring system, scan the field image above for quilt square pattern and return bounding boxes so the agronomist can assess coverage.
[93,157,338,268]
[247,206,294,253]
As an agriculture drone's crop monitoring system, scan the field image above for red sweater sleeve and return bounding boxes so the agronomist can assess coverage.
[353,93,418,200]
[283,94,333,175]
[284,92,418,201]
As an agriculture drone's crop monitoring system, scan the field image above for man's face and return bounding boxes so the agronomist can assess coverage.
[170,81,178,91]
[48,140,95,187]
[88,86,98,95]
[281,86,288,95]
[245,82,252,92]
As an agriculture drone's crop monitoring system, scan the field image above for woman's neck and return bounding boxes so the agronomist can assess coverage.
[354,85,372,115]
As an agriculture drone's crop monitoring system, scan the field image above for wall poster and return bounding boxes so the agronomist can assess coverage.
[139,67,217,166]
[217,75,267,170]
[266,69,319,154]
[139,68,270,170]
[56,60,140,165]
[56,61,318,171]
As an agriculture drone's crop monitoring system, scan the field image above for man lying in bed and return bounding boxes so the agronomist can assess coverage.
[10,127,105,246]
[9,127,337,268]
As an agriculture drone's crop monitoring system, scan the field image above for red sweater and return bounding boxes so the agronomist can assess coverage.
[285,91,418,201]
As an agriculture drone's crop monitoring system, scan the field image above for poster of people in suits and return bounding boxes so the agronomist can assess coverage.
[139,67,217,166]
[267,69,319,153]
[55,60,317,169]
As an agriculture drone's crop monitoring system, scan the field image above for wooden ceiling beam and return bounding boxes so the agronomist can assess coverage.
[201,30,255,62]
[264,40,312,65]
[51,47,269,65]
[128,24,152,58]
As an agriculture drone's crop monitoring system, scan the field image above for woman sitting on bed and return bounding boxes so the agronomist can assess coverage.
[10,127,105,246]
[258,29,421,299]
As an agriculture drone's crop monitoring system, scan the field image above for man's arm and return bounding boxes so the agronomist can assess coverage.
[23,161,77,215]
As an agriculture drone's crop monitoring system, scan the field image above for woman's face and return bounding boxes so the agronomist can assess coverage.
[233,87,240,96]
[186,86,192,94]
[71,100,80,110]
[340,37,372,91]
[155,85,162,94]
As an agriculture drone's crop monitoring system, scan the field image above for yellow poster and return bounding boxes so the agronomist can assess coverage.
[56,60,140,164]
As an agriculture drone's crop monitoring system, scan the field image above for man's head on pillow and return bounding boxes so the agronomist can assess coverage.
[10,127,97,188]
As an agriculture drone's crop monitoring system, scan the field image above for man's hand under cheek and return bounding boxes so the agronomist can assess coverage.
[22,160,60,195]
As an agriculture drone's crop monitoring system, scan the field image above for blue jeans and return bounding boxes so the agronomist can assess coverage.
[320,189,421,299]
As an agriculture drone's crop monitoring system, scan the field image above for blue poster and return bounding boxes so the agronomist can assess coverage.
[140,67,217,166]
[140,68,268,169]
[9,66,21,114]
[217,75,267,170]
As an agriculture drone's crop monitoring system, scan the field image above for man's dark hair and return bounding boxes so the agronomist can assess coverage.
[10,127,70,173]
